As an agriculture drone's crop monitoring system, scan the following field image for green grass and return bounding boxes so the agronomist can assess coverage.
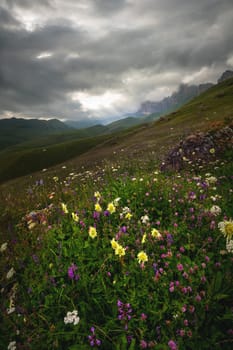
[0,150,232,349]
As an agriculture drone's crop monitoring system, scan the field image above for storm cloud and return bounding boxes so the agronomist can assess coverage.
[0,0,233,121]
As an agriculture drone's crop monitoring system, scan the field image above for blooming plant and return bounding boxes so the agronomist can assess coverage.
[0,153,233,349]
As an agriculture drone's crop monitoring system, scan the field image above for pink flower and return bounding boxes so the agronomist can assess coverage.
[177,263,183,271]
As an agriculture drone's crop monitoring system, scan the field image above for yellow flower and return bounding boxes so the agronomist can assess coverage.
[218,219,233,240]
[107,202,116,214]
[28,220,36,230]
[209,148,215,154]
[94,191,101,200]
[141,233,147,244]
[111,238,119,250]
[72,212,79,222]
[137,251,148,264]
[151,228,162,239]
[95,203,102,212]
[89,226,97,239]
[61,203,68,214]
[125,212,132,220]
[115,244,126,257]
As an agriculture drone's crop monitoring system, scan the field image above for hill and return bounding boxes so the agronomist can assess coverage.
[0,118,72,150]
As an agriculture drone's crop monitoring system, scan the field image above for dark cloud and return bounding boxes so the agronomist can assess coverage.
[0,0,233,120]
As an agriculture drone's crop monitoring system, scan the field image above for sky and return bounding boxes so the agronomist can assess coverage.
[1,0,233,123]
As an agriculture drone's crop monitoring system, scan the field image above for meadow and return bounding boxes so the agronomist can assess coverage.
[0,146,233,349]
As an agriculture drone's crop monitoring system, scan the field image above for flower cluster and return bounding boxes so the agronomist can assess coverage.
[88,327,101,347]
[64,310,80,325]
[117,299,132,329]
[68,263,80,280]
[111,238,126,257]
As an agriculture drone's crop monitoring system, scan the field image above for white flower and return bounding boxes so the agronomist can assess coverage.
[6,268,15,280]
[206,176,217,185]
[141,215,150,224]
[8,341,16,350]
[64,310,80,325]
[0,242,8,252]
[209,205,221,216]
[113,197,121,206]
[226,239,233,253]
[7,307,16,315]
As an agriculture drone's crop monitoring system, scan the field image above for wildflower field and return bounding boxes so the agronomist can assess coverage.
[0,151,233,349]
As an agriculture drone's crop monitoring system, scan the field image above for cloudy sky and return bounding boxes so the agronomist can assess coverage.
[1,0,233,122]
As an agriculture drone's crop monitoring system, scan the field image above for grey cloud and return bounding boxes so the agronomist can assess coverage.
[0,0,233,120]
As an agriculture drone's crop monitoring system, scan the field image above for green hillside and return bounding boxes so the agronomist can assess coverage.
[0,118,72,150]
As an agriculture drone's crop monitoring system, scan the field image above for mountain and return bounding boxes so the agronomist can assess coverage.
[137,82,213,117]
[0,118,72,150]
[217,70,233,83]
[64,118,101,129]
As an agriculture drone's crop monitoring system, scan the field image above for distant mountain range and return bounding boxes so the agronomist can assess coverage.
[136,83,213,117]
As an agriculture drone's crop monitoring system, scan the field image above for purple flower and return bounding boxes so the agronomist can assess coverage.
[140,340,148,348]
[88,327,101,347]
[177,263,183,271]
[168,339,178,350]
[68,263,80,281]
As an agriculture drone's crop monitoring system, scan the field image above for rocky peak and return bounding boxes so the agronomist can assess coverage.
[217,70,233,83]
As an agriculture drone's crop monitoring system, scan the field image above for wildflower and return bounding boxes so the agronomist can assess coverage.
[95,203,102,212]
[140,340,148,348]
[61,203,68,214]
[177,263,184,271]
[168,339,178,350]
[125,212,132,220]
[89,226,97,239]
[141,233,147,244]
[218,219,233,240]
[107,202,116,214]
[113,197,121,206]
[94,191,101,201]
[111,238,119,250]
[71,212,79,222]
[88,327,101,347]
[7,341,16,350]
[206,176,217,185]
[151,228,161,239]
[117,300,132,322]
[6,268,15,280]
[28,220,36,230]
[226,239,233,253]
[137,251,148,264]
[115,244,126,257]
[141,313,148,321]
[141,215,150,224]
[209,148,215,154]
[210,205,221,216]
[0,242,7,252]
[64,310,80,325]
[68,263,80,281]
[7,306,16,314]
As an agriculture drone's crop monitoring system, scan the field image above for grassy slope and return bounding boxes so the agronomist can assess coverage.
[0,77,232,184]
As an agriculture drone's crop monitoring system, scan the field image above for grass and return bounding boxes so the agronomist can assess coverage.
[0,146,233,349]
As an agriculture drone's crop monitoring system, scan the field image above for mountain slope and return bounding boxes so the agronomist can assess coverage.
[0,77,232,183]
